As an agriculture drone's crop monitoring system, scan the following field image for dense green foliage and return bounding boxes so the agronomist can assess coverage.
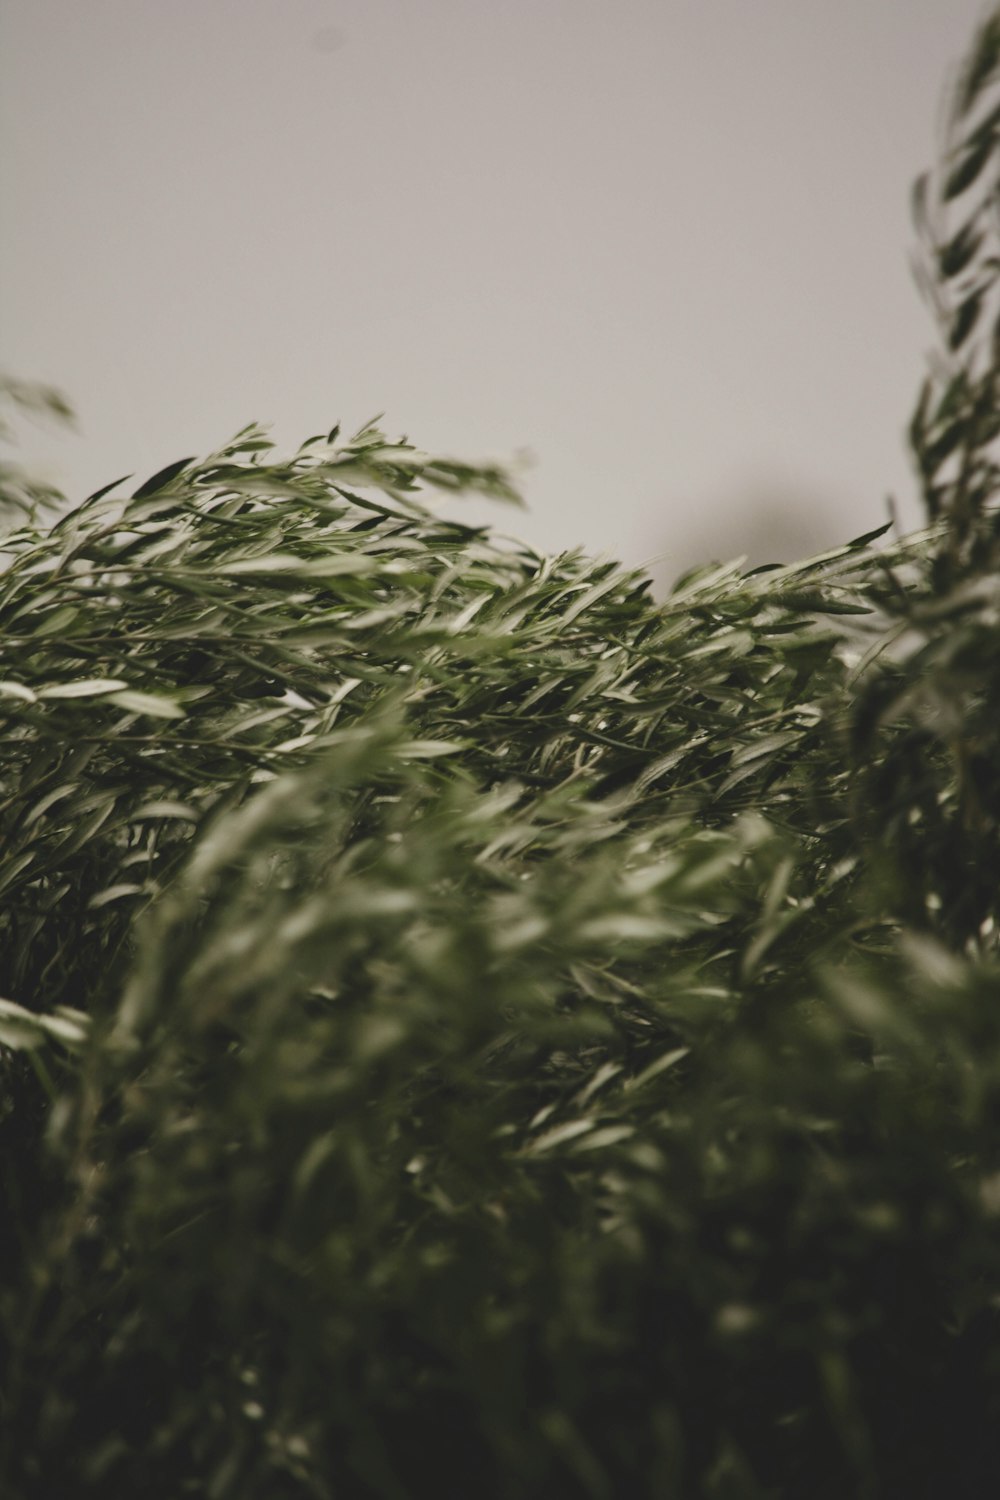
[4,14,1000,1497]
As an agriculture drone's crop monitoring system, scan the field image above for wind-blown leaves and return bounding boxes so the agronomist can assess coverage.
[5,12,1000,1498]
[0,379,990,1500]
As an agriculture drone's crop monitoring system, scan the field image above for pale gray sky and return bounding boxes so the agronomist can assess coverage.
[0,0,989,588]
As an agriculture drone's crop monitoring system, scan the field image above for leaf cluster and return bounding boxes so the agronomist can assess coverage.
[5,14,1000,1498]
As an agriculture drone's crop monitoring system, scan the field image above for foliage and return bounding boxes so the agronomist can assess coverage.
[4,13,1000,1498]
[0,375,76,527]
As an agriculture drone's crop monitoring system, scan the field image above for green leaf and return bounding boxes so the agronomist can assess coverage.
[570,1123,635,1152]
[0,680,37,703]
[959,16,1000,115]
[773,592,872,615]
[87,883,149,909]
[106,689,185,718]
[846,521,893,549]
[31,604,82,637]
[0,1003,44,1051]
[527,1118,595,1153]
[0,852,35,896]
[395,739,465,759]
[949,285,986,350]
[38,678,129,699]
[944,134,994,200]
[0,997,89,1051]
[627,1046,690,1091]
[214,552,373,578]
[938,222,984,280]
[131,456,196,498]
[730,731,799,767]
[82,474,132,505]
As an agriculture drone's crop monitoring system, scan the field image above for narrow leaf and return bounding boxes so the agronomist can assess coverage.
[944,134,994,200]
[39,678,128,699]
[131,457,196,498]
[107,689,185,718]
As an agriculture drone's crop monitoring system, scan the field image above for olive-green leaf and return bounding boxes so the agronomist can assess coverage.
[131,456,197,498]
[38,678,129,699]
[944,134,994,200]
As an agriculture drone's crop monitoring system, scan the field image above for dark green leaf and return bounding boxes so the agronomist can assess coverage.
[131,456,197,498]
[949,286,986,349]
[938,222,984,280]
[846,521,893,549]
[944,134,995,200]
[959,17,1000,115]
[82,474,133,505]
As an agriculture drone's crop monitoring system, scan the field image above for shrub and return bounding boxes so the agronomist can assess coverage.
[3,12,1000,1498]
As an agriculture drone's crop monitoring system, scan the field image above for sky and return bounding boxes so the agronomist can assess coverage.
[0,0,990,591]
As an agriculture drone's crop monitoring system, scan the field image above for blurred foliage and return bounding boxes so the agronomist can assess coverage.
[4,12,1000,1498]
[0,375,76,528]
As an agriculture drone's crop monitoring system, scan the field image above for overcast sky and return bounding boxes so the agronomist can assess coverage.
[0,0,989,589]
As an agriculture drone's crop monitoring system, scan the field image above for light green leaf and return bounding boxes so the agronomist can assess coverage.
[571,1124,635,1152]
[527,1118,595,1153]
[131,800,199,821]
[107,690,185,718]
[627,1046,690,1091]
[0,680,37,703]
[87,883,149,909]
[39,678,128,699]
[396,739,465,759]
